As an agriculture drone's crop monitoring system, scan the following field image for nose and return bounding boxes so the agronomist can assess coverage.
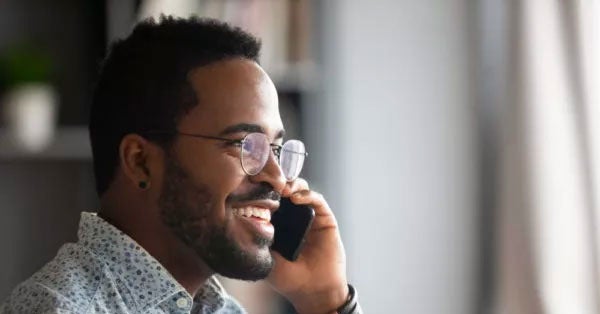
[250,151,286,193]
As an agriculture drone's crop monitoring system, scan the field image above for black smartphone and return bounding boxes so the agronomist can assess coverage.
[270,198,315,261]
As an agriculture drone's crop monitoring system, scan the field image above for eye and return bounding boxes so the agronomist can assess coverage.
[271,145,282,157]
[241,139,254,153]
[224,140,238,146]
[222,132,251,147]
[218,138,244,150]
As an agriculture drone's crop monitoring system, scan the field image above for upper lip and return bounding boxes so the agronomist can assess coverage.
[231,200,280,213]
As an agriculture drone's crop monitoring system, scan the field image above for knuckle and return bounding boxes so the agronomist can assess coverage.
[294,178,309,189]
[312,191,324,201]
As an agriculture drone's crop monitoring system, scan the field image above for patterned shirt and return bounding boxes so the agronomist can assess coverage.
[1,212,245,314]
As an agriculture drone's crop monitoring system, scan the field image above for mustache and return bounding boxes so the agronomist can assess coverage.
[226,183,281,203]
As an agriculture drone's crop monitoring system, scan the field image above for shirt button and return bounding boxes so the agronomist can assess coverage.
[176,297,189,309]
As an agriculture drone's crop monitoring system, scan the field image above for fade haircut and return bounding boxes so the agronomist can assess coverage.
[89,16,261,195]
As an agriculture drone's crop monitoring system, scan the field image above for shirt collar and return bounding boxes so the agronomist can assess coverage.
[78,212,229,313]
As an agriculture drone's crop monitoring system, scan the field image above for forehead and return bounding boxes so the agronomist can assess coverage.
[178,58,282,138]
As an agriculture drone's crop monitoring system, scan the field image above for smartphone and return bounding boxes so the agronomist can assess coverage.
[270,198,315,261]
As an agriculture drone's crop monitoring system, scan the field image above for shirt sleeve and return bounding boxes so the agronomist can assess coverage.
[1,281,82,314]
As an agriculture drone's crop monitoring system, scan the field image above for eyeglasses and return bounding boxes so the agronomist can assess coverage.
[144,131,308,181]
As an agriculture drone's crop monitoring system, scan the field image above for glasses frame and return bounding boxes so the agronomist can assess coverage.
[143,130,308,180]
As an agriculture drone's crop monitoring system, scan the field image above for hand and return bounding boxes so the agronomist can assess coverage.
[267,178,349,314]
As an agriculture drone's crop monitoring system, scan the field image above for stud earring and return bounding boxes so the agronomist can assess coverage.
[138,181,149,189]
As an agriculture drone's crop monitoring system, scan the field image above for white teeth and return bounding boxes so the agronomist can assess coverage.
[233,206,271,221]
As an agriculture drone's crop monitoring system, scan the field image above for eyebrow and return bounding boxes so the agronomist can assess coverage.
[219,123,285,139]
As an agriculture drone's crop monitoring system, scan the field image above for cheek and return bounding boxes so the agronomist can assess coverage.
[197,156,247,209]
[176,145,248,208]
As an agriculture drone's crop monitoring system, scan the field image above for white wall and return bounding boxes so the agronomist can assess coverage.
[305,1,478,313]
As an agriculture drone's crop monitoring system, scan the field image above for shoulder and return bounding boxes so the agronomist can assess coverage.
[0,280,79,313]
[1,243,108,313]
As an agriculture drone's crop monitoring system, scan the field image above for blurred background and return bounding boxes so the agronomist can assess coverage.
[1,1,600,313]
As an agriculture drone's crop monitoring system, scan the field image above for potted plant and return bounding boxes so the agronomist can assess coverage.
[0,44,58,152]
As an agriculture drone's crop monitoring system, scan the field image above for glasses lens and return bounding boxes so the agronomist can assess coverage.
[241,133,270,175]
[280,140,306,181]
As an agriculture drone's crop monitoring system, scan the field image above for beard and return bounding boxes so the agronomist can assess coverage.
[158,154,275,281]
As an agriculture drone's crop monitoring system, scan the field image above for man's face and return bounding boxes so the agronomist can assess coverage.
[157,58,286,281]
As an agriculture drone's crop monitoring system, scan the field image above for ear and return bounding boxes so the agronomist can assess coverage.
[118,134,161,190]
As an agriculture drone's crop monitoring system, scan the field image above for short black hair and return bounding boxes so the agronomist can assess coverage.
[89,16,261,196]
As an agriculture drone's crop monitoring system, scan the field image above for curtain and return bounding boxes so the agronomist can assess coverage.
[494,1,600,313]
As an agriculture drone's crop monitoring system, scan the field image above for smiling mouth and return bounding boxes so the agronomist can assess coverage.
[232,206,271,222]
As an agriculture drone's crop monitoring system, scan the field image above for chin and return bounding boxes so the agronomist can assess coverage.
[192,226,275,281]
[212,247,274,281]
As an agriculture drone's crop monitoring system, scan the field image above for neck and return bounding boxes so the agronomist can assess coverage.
[99,192,213,296]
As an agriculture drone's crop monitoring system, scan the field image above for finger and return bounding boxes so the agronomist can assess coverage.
[290,190,340,233]
[290,190,332,217]
[282,177,310,197]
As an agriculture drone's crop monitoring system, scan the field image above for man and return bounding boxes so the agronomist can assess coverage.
[1,16,360,314]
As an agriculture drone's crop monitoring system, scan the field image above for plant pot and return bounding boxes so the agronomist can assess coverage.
[2,83,58,152]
